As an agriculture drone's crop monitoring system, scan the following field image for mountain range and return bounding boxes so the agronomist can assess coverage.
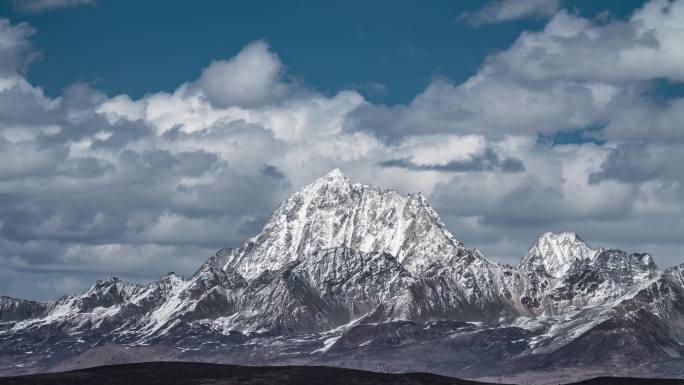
[1,169,683,384]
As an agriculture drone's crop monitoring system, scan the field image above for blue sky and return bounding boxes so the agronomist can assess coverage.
[1,0,684,300]
[1,0,646,104]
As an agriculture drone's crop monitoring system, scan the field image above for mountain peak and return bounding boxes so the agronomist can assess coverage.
[325,168,345,179]
[161,272,184,283]
[309,168,347,185]
[539,231,582,245]
[220,171,465,280]
[306,168,349,188]
[90,276,121,289]
[521,231,598,277]
[292,169,352,200]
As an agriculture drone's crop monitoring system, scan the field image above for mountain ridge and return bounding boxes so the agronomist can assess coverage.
[0,170,682,384]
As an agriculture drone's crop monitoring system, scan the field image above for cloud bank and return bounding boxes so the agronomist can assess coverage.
[1,0,684,300]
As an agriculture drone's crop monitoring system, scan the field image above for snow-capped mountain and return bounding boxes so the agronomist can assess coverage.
[1,170,682,384]
[520,232,600,278]
[218,169,466,279]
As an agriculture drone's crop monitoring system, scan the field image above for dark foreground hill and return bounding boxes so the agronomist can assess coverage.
[0,362,490,385]
[0,362,682,385]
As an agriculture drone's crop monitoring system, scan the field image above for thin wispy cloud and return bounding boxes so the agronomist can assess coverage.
[462,0,561,26]
[11,0,95,13]
[378,148,525,173]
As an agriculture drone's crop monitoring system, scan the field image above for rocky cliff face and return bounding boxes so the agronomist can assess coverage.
[0,297,47,322]
[1,170,682,384]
